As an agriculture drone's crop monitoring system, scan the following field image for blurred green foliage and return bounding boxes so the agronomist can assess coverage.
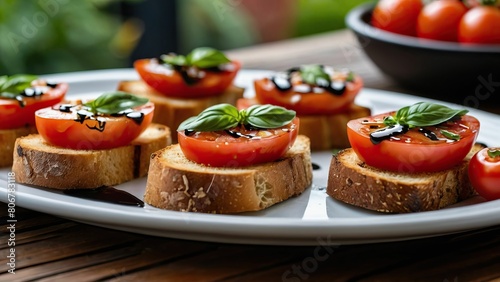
[293,0,374,37]
[0,0,127,75]
[0,0,372,75]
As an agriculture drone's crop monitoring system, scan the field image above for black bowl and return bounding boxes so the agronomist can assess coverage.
[346,3,500,106]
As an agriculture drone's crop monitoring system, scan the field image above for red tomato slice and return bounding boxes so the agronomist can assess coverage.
[177,118,299,167]
[134,59,241,98]
[371,0,423,36]
[468,147,500,201]
[0,82,68,129]
[417,0,467,42]
[347,112,480,173]
[253,72,363,115]
[35,102,154,150]
[458,6,500,44]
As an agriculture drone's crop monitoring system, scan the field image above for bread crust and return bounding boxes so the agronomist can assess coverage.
[327,145,484,213]
[117,80,244,143]
[0,125,37,167]
[144,135,313,214]
[12,124,171,189]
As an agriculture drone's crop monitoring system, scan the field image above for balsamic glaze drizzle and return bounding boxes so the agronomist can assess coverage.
[64,186,144,207]
[11,83,59,107]
[370,124,409,145]
[58,104,145,132]
[270,66,348,96]
[418,128,439,141]
[312,163,321,170]
[160,57,227,85]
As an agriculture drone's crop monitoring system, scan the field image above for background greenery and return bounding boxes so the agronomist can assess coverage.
[0,0,370,75]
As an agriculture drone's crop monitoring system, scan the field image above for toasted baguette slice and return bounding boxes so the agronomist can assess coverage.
[237,98,370,150]
[117,80,244,142]
[327,144,485,213]
[0,126,37,167]
[144,135,313,214]
[12,124,171,189]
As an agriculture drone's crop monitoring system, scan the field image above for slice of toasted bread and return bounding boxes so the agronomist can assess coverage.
[326,144,485,213]
[0,125,37,167]
[236,98,371,150]
[12,124,171,189]
[117,80,244,142]
[144,135,313,214]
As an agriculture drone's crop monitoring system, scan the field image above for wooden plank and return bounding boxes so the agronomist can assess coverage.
[4,238,213,282]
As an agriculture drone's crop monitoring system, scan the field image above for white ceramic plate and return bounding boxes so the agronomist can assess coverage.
[1,69,500,246]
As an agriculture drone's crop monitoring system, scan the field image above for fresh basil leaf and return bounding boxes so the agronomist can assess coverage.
[300,65,331,86]
[177,103,240,131]
[243,104,296,129]
[178,104,296,132]
[388,102,468,127]
[0,74,38,94]
[487,148,500,158]
[186,47,231,69]
[404,102,468,127]
[161,54,187,66]
[84,92,148,115]
[440,130,460,141]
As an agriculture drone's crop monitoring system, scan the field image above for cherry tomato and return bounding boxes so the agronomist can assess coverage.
[371,0,423,36]
[0,82,67,129]
[134,59,241,98]
[253,71,363,115]
[468,147,500,201]
[177,118,299,167]
[35,102,154,150]
[417,0,468,42]
[458,6,500,44]
[347,112,480,173]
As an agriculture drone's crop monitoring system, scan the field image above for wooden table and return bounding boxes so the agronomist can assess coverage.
[2,29,500,281]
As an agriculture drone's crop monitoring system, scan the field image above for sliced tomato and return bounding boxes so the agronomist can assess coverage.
[177,118,299,167]
[0,82,68,129]
[468,147,500,201]
[134,59,241,98]
[35,102,154,150]
[253,72,363,115]
[347,112,480,173]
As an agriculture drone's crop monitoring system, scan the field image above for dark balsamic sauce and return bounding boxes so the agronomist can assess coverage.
[59,104,145,132]
[370,124,409,145]
[270,66,348,96]
[224,129,254,139]
[418,127,439,141]
[312,163,321,170]
[64,186,144,207]
[161,56,226,85]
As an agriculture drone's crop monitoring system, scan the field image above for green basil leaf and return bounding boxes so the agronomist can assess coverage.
[404,102,468,127]
[300,65,331,86]
[177,103,240,131]
[390,102,468,127]
[161,54,187,66]
[243,104,296,129]
[186,47,231,69]
[487,148,500,158]
[0,74,38,94]
[440,130,460,141]
[178,104,296,132]
[84,92,149,115]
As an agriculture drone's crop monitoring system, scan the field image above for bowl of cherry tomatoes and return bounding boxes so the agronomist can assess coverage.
[346,0,500,102]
